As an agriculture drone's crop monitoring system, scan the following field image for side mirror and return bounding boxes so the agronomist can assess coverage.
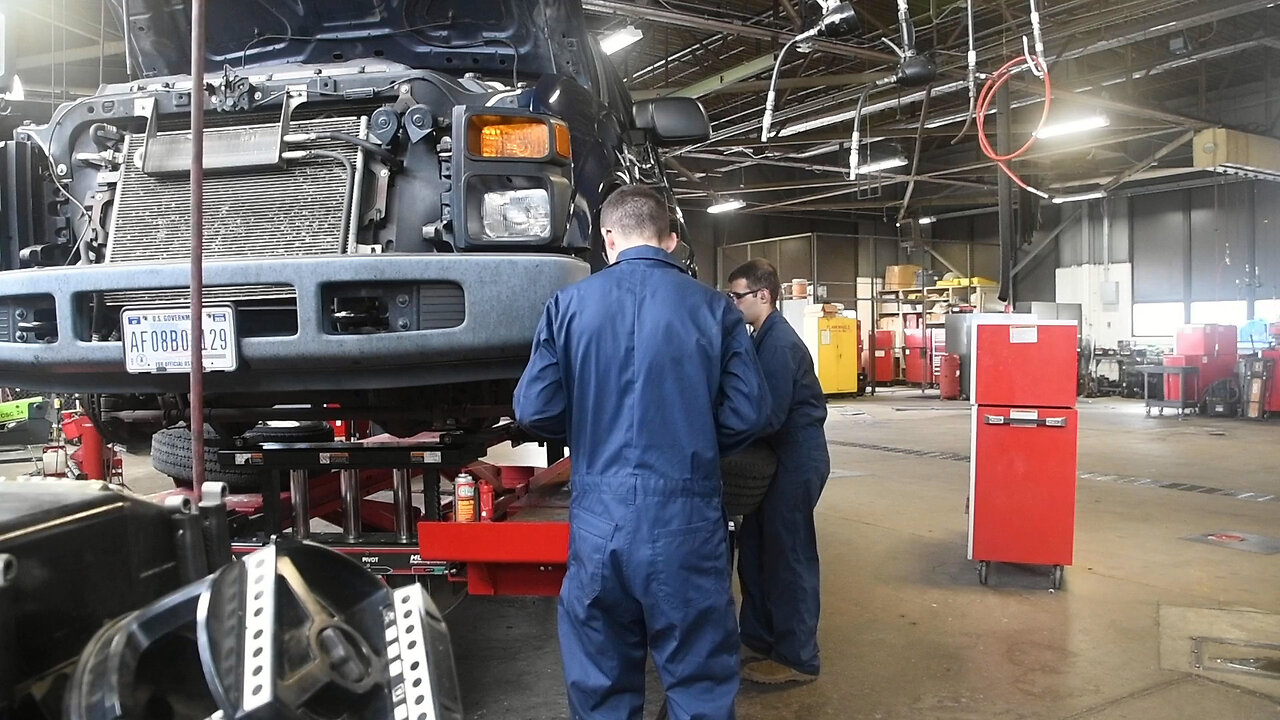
[633,97,710,146]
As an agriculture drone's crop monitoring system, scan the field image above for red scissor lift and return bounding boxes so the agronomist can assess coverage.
[151,425,571,606]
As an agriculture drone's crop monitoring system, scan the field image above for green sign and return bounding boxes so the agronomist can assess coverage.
[0,397,43,424]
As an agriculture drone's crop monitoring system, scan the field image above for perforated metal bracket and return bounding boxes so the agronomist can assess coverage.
[240,544,278,714]
[389,584,438,720]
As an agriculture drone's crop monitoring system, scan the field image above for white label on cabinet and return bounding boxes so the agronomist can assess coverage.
[1010,326,1039,344]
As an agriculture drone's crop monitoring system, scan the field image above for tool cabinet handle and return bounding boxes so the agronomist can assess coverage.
[984,415,1069,427]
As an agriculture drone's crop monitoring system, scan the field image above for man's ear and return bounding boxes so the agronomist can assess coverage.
[661,232,679,253]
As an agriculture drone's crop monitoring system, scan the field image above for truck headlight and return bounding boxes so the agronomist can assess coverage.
[482,189,552,239]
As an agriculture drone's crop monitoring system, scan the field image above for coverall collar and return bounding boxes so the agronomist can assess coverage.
[612,244,688,273]
[754,308,785,347]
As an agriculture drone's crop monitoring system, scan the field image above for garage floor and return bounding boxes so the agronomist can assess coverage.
[8,394,1277,718]
[447,393,1280,719]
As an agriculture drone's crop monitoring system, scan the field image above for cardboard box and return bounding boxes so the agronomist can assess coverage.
[884,264,924,290]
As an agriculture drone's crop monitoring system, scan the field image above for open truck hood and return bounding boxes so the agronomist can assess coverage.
[117,0,594,86]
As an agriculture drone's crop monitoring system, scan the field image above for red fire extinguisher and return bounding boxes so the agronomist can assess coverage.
[940,354,963,400]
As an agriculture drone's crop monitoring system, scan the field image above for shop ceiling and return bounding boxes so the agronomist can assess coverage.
[9,0,1280,218]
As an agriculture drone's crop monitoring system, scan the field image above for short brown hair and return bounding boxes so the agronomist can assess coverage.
[728,258,782,308]
[600,185,668,244]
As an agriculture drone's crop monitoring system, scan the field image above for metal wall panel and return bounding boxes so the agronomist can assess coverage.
[1255,182,1280,301]
[1189,183,1253,301]
[1131,192,1189,302]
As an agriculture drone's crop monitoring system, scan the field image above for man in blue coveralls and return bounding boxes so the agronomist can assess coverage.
[514,185,769,719]
[725,258,830,685]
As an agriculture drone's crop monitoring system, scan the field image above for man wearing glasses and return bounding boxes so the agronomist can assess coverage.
[725,258,830,686]
[515,185,768,719]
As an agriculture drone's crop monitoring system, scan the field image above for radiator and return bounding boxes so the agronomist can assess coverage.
[104,116,363,304]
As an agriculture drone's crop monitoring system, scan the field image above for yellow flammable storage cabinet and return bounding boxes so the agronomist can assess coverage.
[780,301,861,394]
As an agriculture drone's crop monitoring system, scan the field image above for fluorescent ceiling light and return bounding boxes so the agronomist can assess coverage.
[793,143,844,158]
[778,81,968,137]
[707,198,746,214]
[1034,114,1110,139]
[600,25,644,55]
[895,216,935,227]
[1052,191,1107,204]
[853,156,908,175]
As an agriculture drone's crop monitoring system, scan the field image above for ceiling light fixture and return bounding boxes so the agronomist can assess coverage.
[1052,191,1107,204]
[853,156,908,175]
[1034,114,1111,139]
[793,143,845,159]
[778,81,968,137]
[600,25,644,55]
[707,198,746,214]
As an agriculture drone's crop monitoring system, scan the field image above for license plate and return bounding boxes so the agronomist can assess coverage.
[122,305,239,374]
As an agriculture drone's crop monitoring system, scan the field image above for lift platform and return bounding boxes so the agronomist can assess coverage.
[149,424,571,608]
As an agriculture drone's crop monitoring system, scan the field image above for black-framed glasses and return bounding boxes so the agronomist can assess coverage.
[725,288,761,300]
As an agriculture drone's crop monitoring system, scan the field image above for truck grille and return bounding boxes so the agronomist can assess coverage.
[105,117,364,305]
[102,285,296,308]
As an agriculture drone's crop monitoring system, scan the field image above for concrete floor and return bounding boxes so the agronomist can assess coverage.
[448,393,1280,719]
[4,394,1278,718]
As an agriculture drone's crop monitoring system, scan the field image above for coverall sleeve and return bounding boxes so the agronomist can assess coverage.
[715,305,770,456]
[755,341,796,438]
[513,299,568,440]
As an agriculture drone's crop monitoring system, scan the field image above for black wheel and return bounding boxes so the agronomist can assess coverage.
[720,442,777,517]
[977,561,990,586]
[1051,565,1064,591]
[151,422,334,493]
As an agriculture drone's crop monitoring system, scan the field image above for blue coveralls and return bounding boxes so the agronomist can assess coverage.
[514,245,769,720]
[737,310,830,676]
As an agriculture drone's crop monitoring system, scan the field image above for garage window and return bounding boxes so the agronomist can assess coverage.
[1132,302,1185,338]
[1189,300,1248,327]
[1255,298,1280,322]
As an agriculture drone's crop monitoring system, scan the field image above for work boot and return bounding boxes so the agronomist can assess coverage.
[741,644,768,663]
[741,660,818,685]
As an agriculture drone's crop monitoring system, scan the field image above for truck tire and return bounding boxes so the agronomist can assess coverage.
[151,422,334,493]
[720,442,777,517]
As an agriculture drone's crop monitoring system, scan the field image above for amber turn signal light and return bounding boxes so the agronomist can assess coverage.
[467,116,571,160]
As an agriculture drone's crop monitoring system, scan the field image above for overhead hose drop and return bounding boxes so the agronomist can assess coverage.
[950,0,977,145]
[975,55,1051,199]
[760,2,860,141]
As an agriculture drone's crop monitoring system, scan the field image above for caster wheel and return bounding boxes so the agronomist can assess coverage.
[1051,565,1064,591]
[977,561,990,586]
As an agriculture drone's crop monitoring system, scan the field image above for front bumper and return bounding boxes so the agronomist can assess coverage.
[0,254,588,394]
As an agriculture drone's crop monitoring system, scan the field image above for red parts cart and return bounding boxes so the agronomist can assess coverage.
[968,321,1079,590]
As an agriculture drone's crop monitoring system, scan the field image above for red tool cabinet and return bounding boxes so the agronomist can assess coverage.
[968,321,1078,589]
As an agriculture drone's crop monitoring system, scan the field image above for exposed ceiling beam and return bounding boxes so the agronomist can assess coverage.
[777,0,805,31]
[1012,206,1084,278]
[1053,0,1280,63]
[631,54,777,100]
[16,41,128,70]
[657,72,893,98]
[1102,130,1197,192]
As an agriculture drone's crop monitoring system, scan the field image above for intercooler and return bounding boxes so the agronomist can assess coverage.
[104,116,365,305]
